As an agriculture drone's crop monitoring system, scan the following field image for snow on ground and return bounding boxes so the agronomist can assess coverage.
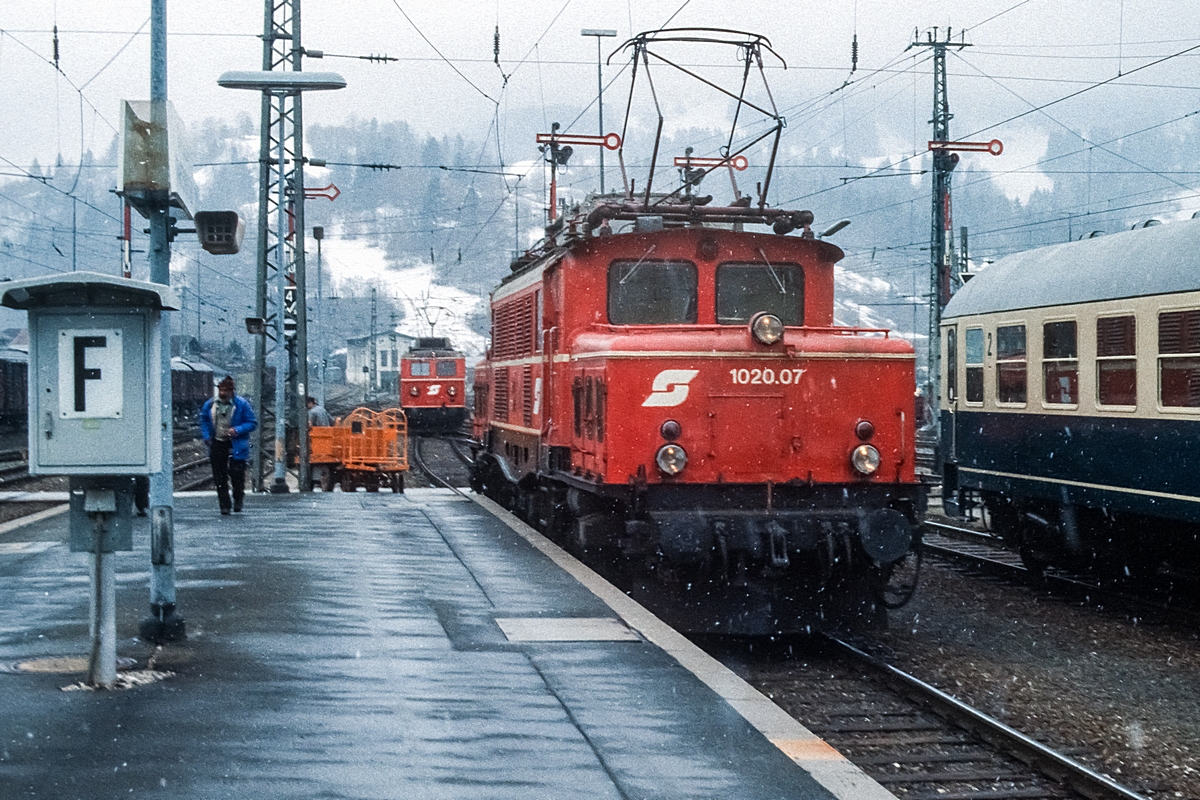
[322,233,488,358]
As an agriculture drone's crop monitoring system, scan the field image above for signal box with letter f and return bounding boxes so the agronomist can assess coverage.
[1,272,180,475]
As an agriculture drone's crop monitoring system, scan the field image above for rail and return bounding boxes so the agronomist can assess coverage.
[824,635,1148,800]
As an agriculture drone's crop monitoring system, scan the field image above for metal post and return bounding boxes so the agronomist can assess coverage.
[313,226,325,405]
[271,110,289,492]
[140,0,183,643]
[908,28,969,455]
[292,8,311,492]
[582,29,617,195]
[87,550,116,686]
[249,1,273,494]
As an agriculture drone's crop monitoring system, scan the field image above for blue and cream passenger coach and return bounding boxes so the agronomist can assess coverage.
[940,218,1200,575]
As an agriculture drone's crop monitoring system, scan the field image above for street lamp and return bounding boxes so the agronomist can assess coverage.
[581,29,617,194]
[218,70,345,493]
[313,225,325,406]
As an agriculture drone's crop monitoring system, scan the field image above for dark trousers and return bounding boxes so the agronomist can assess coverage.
[210,439,247,511]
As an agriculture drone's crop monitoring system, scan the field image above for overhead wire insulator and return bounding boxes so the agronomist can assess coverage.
[851,34,858,73]
[53,24,61,72]
[494,26,500,65]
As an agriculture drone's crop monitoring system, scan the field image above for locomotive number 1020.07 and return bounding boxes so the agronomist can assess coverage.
[729,367,806,385]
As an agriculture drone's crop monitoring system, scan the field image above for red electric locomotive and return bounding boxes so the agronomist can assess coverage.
[399,337,467,432]
[470,29,924,633]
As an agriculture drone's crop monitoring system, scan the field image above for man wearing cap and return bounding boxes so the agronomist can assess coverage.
[200,375,257,515]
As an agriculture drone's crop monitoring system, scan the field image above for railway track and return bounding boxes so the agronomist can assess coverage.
[922,518,1200,628]
[823,635,1145,800]
[409,434,472,492]
[706,634,1148,800]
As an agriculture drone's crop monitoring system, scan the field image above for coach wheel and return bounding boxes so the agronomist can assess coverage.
[366,474,380,493]
[320,468,335,493]
[1018,543,1048,583]
[341,475,355,493]
[391,474,404,494]
[874,546,921,609]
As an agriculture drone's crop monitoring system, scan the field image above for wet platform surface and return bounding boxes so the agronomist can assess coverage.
[0,489,892,799]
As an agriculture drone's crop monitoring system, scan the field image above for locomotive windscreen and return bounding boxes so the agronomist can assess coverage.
[716,262,804,325]
[608,260,697,324]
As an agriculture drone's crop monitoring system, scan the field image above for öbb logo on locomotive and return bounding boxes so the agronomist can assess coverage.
[641,369,699,407]
[469,27,924,636]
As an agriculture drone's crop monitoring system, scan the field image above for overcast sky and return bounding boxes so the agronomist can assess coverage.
[2,0,1197,177]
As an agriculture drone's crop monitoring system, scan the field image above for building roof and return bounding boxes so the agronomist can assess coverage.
[943,218,1200,319]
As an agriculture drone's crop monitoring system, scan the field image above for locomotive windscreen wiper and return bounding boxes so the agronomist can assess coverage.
[757,248,787,294]
[618,244,658,285]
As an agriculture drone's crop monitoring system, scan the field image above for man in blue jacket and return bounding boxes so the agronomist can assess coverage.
[200,375,257,515]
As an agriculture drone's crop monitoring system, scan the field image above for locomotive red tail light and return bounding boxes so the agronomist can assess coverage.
[660,420,682,440]
[655,443,688,475]
[855,420,875,441]
[851,444,881,476]
[750,312,784,345]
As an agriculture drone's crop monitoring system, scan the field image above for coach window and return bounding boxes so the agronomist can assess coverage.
[436,360,458,377]
[715,262,804,325]
[411,361,431,377]
[1158,309,1200,408]
[608,260,697,324]
[1097,315,1136,407]
[996,324,1027,404]
[1043,321,1078,405]
[965,327,984,404]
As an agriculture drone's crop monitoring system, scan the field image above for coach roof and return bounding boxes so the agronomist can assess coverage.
[943,218,1200,319]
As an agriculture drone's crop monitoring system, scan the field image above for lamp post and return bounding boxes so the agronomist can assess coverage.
[581,29,617,194]
[313,225,325,406]
[218,70,345,493]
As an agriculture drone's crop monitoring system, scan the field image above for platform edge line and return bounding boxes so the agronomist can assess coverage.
[470,492,898,800]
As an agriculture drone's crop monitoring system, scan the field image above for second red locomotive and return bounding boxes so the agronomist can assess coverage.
[399,337,467,432]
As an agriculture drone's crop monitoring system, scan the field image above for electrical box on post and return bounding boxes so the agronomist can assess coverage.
[1,272,180,476]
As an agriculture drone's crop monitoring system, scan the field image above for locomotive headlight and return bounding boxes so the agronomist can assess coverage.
[750,312,784,345]
[655,443,688,475]
[851,444,881,476]
[409,386,419,397]
[448,386,457,397]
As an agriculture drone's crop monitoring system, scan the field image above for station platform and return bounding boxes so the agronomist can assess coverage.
[0,489,894,799]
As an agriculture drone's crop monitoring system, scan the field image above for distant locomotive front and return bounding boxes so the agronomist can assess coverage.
[472,219,923,633]
[399,337,467,432]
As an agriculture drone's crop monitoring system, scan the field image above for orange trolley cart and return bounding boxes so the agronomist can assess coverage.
[309,407,408,493]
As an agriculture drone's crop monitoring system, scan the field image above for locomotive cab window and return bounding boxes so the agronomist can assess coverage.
[410,361,431,377]
[1159,309,1200,408]
[608,260,697,324]
[996,324,1027,404]
[715,262,804,325]
[1097,315,1136,407]
[1043,320,1078,405]
[965,327,984,404]
[436,360,458,377]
